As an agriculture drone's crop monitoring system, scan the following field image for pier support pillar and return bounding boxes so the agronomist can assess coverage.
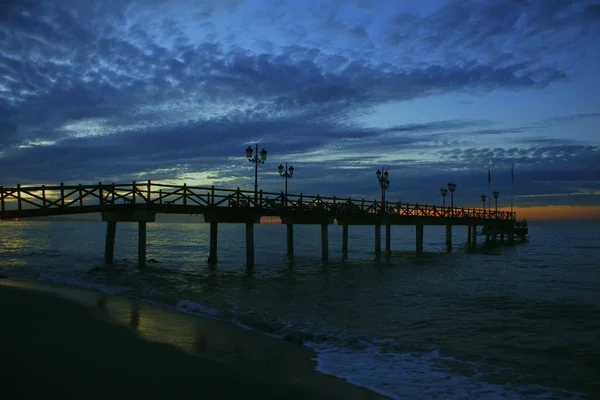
[138,221,147,270]
[342,224,349,256]
[500,234,505,242]
[472,225,477,247]
[287,224,294,256]
[208,222,218,264]
[508,228,515,243]
[385,225,391,254]
[467,224,472,247]
[104,221,117,265]
[246,222,254,268]
[321,224,329,260]
[416,224,424,253]
[445,224,452,252]
[375,224,381,254]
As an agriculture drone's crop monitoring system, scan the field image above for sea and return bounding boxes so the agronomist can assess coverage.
[0,219,598,399]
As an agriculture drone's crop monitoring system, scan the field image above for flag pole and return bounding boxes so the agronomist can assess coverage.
[488,165,491,211]
[511,163,514,214]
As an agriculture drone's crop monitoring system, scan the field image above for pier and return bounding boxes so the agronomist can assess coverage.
[0,181,525,268]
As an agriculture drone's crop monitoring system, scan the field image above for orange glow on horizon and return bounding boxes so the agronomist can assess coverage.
[501,205,600,221]
[260,216,282,224]
[259,206,600,223]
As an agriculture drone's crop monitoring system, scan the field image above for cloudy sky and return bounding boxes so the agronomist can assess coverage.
[1,0,599,215]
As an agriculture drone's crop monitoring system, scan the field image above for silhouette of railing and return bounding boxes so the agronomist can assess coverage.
[0,181,516,220]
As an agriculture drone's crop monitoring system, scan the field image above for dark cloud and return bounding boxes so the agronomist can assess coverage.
[385,0,600,64]
[472,128,525,135]
[535,112,600,126]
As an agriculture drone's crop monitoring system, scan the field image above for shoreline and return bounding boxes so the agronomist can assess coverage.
[0,278,389,399]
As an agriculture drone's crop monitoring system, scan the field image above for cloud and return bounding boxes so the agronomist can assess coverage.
[534,112,600,126]
[0,0,598,208]
[384,0,600,65]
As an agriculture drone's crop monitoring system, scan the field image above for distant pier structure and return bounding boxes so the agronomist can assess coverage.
[0,181,526,268]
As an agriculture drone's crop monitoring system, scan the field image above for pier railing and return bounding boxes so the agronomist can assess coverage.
[0,181,515,220]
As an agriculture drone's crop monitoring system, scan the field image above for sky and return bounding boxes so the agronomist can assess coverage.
[1,0,599,218]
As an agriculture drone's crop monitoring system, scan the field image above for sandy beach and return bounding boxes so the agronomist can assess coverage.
[0,279,387,399]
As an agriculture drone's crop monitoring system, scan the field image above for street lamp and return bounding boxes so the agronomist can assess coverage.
[447,181,457,215]
[440,188,448,215]
[493,190,499,216]
[481,194,487,217]
[376,168,390,213]
[278,162,294,204]
[246,144,267,204]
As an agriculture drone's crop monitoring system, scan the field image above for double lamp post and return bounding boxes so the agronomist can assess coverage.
[440,181,456,216]
[246,144,268,204]
[376,168,390,213]
[246,144,295,204]
[480,191,499,217]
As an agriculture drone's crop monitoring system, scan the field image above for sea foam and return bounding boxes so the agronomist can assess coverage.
[305,342,587,400]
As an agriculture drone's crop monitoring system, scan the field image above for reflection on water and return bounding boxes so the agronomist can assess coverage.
[82,289,328,386]
[129,302,140,329]
[194,331,207,353]
[0,280,354,396]
[96,292,106,310]
[90,291,223,357]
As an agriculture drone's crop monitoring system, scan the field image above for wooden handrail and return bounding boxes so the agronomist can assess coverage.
[0,181,517,220]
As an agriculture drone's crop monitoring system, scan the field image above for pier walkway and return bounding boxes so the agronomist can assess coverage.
[0,181,521,267]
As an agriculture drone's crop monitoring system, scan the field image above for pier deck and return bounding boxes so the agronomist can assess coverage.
[0,181,523,267]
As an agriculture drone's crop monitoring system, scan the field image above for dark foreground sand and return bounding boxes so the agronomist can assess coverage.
[0,280,387,399]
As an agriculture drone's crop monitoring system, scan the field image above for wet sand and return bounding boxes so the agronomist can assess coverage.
[0,280,387,399]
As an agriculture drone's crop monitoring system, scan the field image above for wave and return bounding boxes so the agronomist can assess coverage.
[306,343,587,400]
[38,274,131,296]
[162,303,589,400]
[177,299,220,319]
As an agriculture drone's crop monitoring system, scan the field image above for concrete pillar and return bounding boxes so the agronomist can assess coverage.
[138,221,147,269]
[416,224,424,253]
[445,224,452,252]
[321,223,329,260]
[472,225,477,247]
[208,222,218,264]
[246,222,254,268]
[375,224,381,254]
[467,224,472,247]
[385,224,391,253]
[342,224,349,255]
[287,224,294,256]
[508,228,515,243]
[500,234,505,242]
[104,221,116,265]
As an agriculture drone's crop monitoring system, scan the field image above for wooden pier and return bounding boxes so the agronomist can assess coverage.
[0,181,524,268]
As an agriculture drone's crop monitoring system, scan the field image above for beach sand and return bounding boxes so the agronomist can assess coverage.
[0,280,388,399]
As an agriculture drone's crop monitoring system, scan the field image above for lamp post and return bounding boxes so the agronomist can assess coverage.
[376,168,390,213]
[440,188,448,215]
[277,162,294,204]
[447,181,457,216]
[481,194,487,217]
[246,144,267,204]
[493,190,499,217]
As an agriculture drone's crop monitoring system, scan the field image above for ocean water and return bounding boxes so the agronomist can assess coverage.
[0,219,599,399]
